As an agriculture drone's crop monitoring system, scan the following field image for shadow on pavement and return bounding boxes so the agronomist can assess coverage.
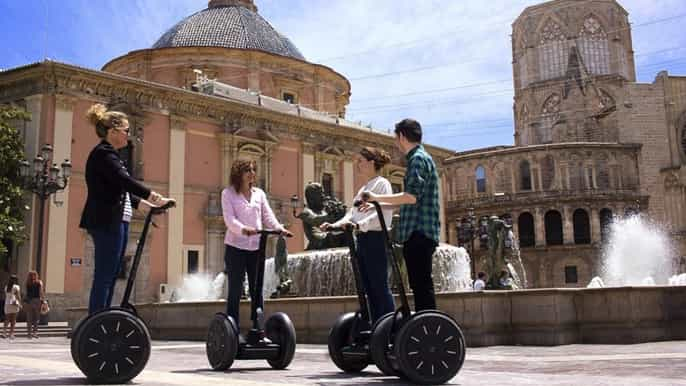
[1,378,86,386]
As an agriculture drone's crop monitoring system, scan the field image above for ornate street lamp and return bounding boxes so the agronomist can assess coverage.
[456,207,478,279]
[20,143,72,275]
[290,194,301,217]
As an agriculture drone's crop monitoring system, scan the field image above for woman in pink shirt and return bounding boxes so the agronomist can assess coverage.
[222,160,292,335]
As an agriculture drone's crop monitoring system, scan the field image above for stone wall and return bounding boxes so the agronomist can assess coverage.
[67,286,686,346]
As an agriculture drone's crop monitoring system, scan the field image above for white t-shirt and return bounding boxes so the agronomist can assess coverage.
[473,279,486,291]
[333,175,394,232]
[4,284,21,305]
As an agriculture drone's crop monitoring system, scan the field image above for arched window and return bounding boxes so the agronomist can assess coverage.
[520,160,532,191]
[599,208,613,242]
[475,165,486,193]
[545,210,563,245]
[518,212,535,247]
[577,16,610,75]
[573,209,591,244]
[538,19,568,80]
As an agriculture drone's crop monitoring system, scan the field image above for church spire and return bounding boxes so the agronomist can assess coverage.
[208,0,257,12]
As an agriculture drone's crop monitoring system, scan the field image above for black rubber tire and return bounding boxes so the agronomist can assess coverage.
[75,309,151,384]
[70,314,90,371]
[206,313,238,371]
[327,312,368,372]
[369,312,398,376]
[394,311,466,385]
[265,312,297,369]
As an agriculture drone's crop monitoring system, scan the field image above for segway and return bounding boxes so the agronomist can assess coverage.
[70,200,176,384]
[327,223,374,372]
[363,199,466,385]
[206,230,296,371]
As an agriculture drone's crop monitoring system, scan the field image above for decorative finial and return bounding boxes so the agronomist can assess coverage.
[208,0,257,12]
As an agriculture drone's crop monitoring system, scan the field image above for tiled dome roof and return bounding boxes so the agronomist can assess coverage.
[152,1,305,61]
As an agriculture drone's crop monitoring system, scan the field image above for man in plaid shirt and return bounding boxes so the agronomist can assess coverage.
[362,118,440,311]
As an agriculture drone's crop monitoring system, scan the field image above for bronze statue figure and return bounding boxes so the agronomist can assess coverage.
[296,182,347,250]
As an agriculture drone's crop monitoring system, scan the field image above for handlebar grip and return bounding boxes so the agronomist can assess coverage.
[257,230,293,237]
[150,199,176,215]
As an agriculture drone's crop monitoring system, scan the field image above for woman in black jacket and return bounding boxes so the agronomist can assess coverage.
[80,104,172,314]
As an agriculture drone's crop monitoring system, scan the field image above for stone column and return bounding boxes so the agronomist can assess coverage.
[534,207,545,247]
[563,205,574,245]
[343,160,354,206]
[44,95,75,293]
[167,115,186,288]
[590,207,601,243]
[302,143,316,250]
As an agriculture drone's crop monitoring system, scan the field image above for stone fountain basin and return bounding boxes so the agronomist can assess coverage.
[67,286,686,346]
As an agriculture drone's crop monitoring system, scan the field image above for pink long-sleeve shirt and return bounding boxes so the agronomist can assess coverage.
[222,186,284,251]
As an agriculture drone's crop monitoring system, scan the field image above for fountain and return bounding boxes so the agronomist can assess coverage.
[168,244,472,302]
[588,214,685,287]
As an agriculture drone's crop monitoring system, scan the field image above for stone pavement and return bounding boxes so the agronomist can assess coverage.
[1,338,686,385]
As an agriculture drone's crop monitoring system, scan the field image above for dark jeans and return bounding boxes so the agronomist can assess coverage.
[403,231,438,311]
[107,221,129,307]
[357,231,395,322]
[88,223,126,314]
[225,244,263,331]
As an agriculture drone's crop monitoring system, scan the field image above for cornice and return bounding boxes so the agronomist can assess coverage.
[0,61,453,163]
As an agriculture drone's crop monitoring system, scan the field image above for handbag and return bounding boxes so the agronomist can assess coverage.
[40,300,50,315]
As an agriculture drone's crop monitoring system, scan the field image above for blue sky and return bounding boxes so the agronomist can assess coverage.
[2,0,686,152]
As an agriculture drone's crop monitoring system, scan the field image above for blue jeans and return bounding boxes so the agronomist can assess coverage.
[88,223,126,314]
[357,231,395,322]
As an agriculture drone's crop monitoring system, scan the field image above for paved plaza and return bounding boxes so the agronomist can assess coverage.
[1,337,686,385]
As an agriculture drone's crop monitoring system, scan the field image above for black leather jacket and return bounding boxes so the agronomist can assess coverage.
[79,141,150,231]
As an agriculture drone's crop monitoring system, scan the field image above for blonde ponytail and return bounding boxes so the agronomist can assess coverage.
[86,103,129,138]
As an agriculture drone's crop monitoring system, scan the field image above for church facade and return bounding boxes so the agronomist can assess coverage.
[444,0,686,287]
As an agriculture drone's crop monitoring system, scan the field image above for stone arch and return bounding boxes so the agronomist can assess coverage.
[545,210,563,245]
[518,212,535,247]
[573,208,591,244]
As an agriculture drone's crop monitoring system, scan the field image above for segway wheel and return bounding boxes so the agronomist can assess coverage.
[369,312,398,376]
[394,312,466,385]
[206,313,238,371]
[265,312,296,369]
[75,309,151,384]
[70,314,89,371]
[328,312,368,372]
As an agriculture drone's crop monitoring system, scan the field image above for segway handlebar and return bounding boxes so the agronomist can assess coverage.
[256,229,293,237]
[149,199,176,215]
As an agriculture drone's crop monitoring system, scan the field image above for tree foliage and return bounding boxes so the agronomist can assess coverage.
[0,105,29,265]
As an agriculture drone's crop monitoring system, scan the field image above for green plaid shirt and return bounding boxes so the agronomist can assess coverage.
[398,144,440,243]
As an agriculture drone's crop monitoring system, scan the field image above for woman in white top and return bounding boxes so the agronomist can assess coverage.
[321,147,395,322]
[3,275,21,339]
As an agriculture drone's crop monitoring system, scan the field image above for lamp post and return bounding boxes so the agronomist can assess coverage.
[290,194,301,218]
[457,207,478,279]
[19,143,72,275]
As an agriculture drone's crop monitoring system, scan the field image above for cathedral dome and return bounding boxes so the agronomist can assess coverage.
[152,0,305,61]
